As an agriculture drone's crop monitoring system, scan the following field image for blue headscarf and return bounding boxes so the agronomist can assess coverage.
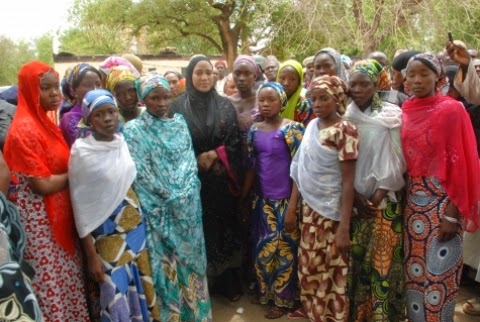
[258,82,288,110]
[135,74,171,101]
[81,89,116,120]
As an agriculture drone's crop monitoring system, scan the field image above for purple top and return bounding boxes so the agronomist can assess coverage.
[253,129,292,199]
[59,104,82,147]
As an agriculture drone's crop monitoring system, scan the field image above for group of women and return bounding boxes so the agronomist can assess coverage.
[1,38,480,322]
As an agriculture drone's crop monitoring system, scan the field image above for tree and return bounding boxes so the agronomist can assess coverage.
[0,37,36,85]
[36,34,54,66]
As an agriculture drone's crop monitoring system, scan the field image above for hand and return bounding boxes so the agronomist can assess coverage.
[334,228,351,254]
[438,218,458,242]
[446,40,471,67]
[197,150,217,172]
[353,192,378,218]
[87,254,105,283]
[284,205,298,233]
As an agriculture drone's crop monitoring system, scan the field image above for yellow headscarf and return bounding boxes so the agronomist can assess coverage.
[276,59,304,120]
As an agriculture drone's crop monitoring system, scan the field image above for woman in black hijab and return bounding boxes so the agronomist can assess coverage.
[171,55,243,301]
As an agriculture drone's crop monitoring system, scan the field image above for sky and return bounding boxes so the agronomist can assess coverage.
[0,0,73,44]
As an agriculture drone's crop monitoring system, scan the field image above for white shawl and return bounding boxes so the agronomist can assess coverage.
[69,134,136,238]
[344,101,406,200]
[291,119,343,221]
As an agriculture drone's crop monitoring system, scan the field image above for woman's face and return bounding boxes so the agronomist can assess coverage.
[89,103,118,141]
[258,87,282,118]
[391,69,404,91]
[192,61,214,92]
[74,71,102,103]
[314,53,337,78]
[113,80,138,111]
[349,72,376,109]
[233,63,256,93]
[310,88,337,119]
[144,87,172,119]
[405,60,437,98]
[165,73,180,97]
[224,77,238,96]
[39,72,62,111]
[278,66,300,99]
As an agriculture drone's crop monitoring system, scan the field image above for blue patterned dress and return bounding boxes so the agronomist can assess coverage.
[124,112,212,322]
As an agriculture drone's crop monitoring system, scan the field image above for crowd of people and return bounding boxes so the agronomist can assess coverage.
[0,38,480,322]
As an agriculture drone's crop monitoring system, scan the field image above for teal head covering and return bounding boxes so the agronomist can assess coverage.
[258,81,288,111]
[135,75,171,101]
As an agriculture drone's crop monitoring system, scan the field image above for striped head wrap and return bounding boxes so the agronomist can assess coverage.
[407,52,447,92]
[307,75,348,114]
[234,55,261,79]
[65,63,101,101]
[81,89,116,120]
[135,74,171,101]
[106,67,136,93]
[258,82,288,110]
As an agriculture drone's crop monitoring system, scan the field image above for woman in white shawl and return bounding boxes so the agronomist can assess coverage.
[68,89,160,322]
[344,60,406,321]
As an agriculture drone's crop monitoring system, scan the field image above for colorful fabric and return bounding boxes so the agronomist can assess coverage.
[124,113,212,321]
[307,75,348,114]
[106,67,136,93]
[4,61,76,256]
[401,94,480,231]
[234,55,261,79]
[90,188,160,322]
[248,121,304,308]
[351,59,392,112]
[314,47,349,83]
[277,60,304,120]
[404,176,463,321]
[0,192,43,321]
[348,195,406,321]
[14,174,90,321]
[65,63,101,101]
[135,75,170,101]
[99,56,140,77]
[299,203,349,321]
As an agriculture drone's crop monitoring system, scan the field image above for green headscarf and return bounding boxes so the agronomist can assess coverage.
[276,59,304,120]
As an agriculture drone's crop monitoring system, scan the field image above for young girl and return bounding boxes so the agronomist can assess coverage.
[124,75,212,321]
[288,75,359,321]
[277,60,314,125]
[69,89,160,321]
[240,82,304,319]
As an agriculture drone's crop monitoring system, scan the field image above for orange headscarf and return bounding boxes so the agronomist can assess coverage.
[4,61,76,256]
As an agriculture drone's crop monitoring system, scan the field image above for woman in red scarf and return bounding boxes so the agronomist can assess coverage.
[4,62,90,321]
[401,53,480,321]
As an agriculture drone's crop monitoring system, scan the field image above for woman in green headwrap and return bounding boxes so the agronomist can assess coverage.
[344,59,406,322]
[277,60,315,125]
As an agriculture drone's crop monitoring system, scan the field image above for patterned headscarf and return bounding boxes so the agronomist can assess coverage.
[406,52,447,92]
[81,89,116,121]
[135,74,171,101]
[277,59,304,120]
[65,63,102,102]
[258,82,288,111]
[106,67,136,93]
[233,55,261,79]
[350,59,392,111]
[99,56,140,77]
[307,75,348,115]
[314,47,349,83]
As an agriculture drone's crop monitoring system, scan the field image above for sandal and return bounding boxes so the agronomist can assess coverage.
[265,306,286,319]
[287,307,308,320]
[463,298,480,316]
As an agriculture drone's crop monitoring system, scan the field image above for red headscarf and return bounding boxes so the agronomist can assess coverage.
[4,61,76,256]
[401,94,480,231]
